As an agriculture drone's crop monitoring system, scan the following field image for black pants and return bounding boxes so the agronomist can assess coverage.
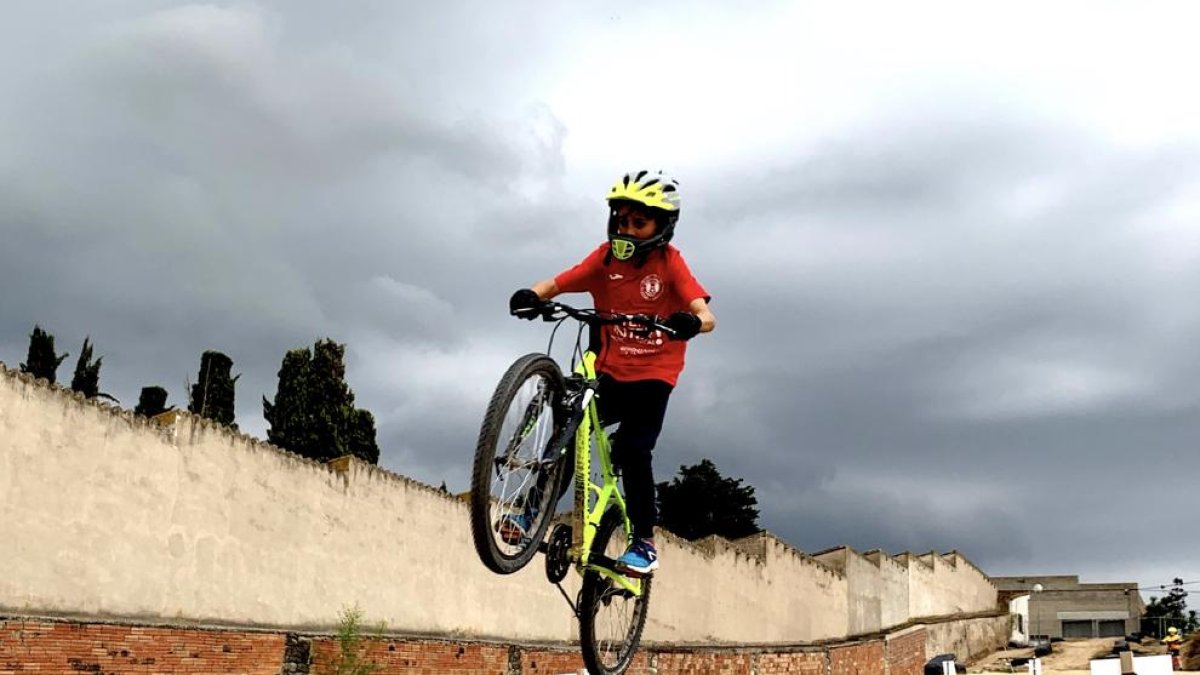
[552,374,673,541]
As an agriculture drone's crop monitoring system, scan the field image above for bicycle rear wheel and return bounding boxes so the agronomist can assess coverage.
[470,353,569,575]
[579,508,652,675]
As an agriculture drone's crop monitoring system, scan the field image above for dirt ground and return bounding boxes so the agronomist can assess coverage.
[970,638,1179,674]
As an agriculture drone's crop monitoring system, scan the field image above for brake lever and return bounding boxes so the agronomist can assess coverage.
[633,314,677,338]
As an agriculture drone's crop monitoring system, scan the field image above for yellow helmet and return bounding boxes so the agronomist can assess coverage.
[605,170,681,262]
[607,170,681,213]
[1168,626,1178,634]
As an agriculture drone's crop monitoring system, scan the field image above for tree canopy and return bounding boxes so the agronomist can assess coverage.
[656,458,760,541]
[69,337,117,402]
[263,338,379,464]
[1143,578,1199,636]
[20,325,68,384]
[188,350,239,428]
[135,386,172,417]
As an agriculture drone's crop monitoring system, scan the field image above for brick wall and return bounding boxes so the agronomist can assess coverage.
[756,650,827,675]
[0,620,285,675]
[310,638,511,674]
[0,617,962,675]
[518,648,589,675]
[830,641,886,675]
[886,629,927,675]
[654,651,754,674]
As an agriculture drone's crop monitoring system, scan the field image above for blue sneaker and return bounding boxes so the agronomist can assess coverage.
[497,512,533,545]
[616,538,658,575]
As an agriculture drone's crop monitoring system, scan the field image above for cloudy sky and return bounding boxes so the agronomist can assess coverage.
[2,1,1197,600]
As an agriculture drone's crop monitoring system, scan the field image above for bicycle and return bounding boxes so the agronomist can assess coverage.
[469,300,679,675]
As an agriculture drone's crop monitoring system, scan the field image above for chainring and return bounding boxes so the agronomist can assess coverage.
[544,523,572,583]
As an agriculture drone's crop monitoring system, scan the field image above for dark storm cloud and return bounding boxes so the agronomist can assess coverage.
[659,110,1200,587]
[0,3,577,455]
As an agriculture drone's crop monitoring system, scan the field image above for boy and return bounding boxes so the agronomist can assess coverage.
[508,169,715,574]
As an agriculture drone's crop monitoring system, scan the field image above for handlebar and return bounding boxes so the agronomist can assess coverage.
[526,301,679,338]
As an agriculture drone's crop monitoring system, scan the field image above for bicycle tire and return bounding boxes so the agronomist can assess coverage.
[470,353,568,575]
[579,507,652,675]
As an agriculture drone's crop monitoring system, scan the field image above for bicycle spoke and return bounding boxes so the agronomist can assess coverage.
[485,373,559,552]
[500,382,547,456]
[580,508,650,674]
[595,529,632,666]
[596,593,635,667]
[492,452,543,473]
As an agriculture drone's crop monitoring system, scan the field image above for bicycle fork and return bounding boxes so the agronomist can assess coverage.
[539,375,594,465]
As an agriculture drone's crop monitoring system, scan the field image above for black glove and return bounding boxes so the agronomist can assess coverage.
[509,288,545,320]
[663,312,701,340]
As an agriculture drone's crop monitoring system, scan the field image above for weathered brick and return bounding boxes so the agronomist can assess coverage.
[0,620,284,675]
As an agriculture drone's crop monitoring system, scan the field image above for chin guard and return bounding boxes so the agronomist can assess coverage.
[610,238,638,261]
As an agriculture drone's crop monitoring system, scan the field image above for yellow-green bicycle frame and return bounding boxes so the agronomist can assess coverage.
[570,351,645,597]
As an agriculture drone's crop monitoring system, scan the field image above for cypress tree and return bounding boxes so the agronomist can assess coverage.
[311,339,352,461]
[188,350,239,428]
[348,407,380,464]
[69,337,117,402]
[135,386,171,417]
[264,348,316,456]
[20,325,69,384]
[264,339,380,464]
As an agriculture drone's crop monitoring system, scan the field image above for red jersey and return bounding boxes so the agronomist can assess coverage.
[554,243,709,386]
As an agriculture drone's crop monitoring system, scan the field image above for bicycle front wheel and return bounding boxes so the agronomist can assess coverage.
[579,508,652,675]
[470,353,568,575]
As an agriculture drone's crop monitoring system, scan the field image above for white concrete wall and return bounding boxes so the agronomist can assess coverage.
[0,364,996,644]
[759,535,849,641]
[936,552,999,615]
[925,614,1011,661]
[816,547,883,636]
[648,532,848,643]
[866,550,910,630]
[1009,594,1030,645]
[0,372,569,640]
[902,553,940,619]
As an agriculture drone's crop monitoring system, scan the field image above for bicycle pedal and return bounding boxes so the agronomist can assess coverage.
[610,561,651,579]
[617,567,650,580]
